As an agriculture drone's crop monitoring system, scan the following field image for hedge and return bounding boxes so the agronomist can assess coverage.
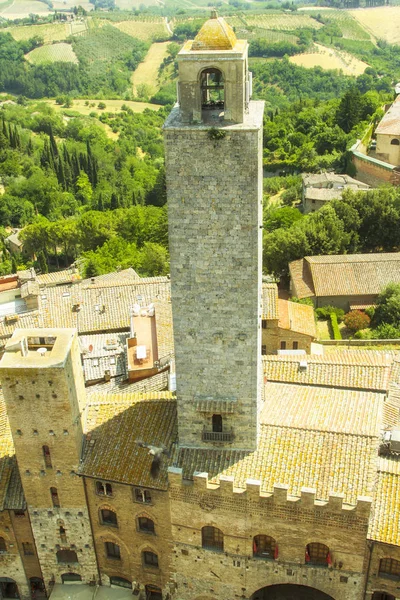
[330,313,342,340]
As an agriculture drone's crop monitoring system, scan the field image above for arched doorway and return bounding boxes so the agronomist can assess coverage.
[0,578,19,599]
[250,584,335,600]
[30,577,46,598]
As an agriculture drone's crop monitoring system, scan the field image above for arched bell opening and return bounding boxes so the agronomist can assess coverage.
[200,68,224,119]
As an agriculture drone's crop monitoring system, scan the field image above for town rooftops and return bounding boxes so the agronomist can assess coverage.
[262,283,279,320]
[263,350,394,392]
[302,173,370,189]
[80,391,177,490]
[290,252,400,299]
[175,380,382,505]
[375,95,400,136]
[369,455,400,546]
[278,299,316,338]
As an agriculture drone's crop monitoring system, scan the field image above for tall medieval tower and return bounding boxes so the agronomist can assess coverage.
[164,13,264,450]
[0,329,98,589]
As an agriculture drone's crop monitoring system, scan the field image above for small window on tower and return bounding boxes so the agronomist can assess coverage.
[212,414,223,433]
[50,487,60,508]
[43,445,52,469]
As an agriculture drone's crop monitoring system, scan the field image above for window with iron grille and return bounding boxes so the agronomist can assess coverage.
[202,526,224,552]
[253,535,276,559]
[379,558,400,579]
[143,551,159,568]
[23,542,34,556]
[306,543,329,565]
[138,517,155,534]
[100,509,118,527]
[105,542,120,560]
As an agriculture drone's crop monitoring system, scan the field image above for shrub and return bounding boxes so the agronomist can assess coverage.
[344,310,371,332]
[371,323,400,339]
[289,296,314,306]
[315,305,345,322]
[354,329,373,339]
[330,312,342,340]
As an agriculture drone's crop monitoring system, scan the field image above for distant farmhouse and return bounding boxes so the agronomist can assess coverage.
[302,173,370,214]
[289,252,400,310]
[262,283,316,353]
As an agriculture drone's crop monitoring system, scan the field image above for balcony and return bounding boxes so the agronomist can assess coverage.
[202,428,234,442]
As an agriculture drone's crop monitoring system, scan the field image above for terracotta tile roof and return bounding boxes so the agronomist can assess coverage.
[289,259,315,299]
[261,382,384,436]
[291,253,400,299]
[278,299,316,338]
[36,267,140,287]
[85,370,170,396]
[263,351,393,392]
[0,310,41,347]
[176,381,381,504]
[40,278,171,334]
[262,284,278,320]
[80,392,177,489]
[369,456,400,545]
[375,96,400,135]
[302,173,369,188]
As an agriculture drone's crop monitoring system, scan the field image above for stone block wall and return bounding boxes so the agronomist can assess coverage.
[167,469,371,600]
[366,542,400,600]
[83,477,172,594]
[0,509,30,600]
[164,102,264,450]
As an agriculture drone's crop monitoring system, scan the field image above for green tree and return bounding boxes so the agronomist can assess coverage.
[372,283,400,328]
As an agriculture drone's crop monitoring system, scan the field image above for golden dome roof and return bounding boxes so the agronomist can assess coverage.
[192,11,237,51]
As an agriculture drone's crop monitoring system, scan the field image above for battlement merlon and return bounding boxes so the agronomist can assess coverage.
[167,467,373,517]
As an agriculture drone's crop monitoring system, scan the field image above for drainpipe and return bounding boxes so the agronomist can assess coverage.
[363,540,375,600]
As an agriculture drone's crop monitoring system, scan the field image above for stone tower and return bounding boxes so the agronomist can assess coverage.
[0,329,98,589]
[164,13,264,450]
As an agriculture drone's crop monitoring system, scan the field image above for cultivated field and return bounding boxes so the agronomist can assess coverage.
[350,6,400,44]
[131,41,170,96]
[5,21,69,42]
[0,0,51,19]
[304,9,370,40]
[26,42,78,64]
[113,18,169,42]
[289,43,369,76]
[244,13,324,31]
[115,0,157,9]
[44,98,162,115]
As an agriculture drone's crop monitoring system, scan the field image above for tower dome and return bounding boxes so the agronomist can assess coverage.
[192,10,237,51]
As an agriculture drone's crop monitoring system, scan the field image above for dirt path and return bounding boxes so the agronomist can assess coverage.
[131,41,170,97]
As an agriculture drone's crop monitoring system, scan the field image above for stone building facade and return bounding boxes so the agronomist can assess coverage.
[0,14,399,600]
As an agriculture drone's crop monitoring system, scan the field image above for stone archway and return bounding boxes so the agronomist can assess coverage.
[250,584,335,600]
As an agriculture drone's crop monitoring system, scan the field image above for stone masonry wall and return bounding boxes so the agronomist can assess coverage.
[0,334,98,588]
[168,470,370,600]
[83,477,172,593]
[164,102,264,450]
[0,509,30,600]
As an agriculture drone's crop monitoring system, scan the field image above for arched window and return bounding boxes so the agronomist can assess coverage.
[305,543,331,566]
[202,526,224,552]
[100,509,118,527]
[60,526,67,544]
[379,558,400,579]
[143,550,159,568]
[212,414,222,433]
[0,537,7,553]
[201,68,224,110]
[96,481,113,497]
[50,487,60,508]
[105,542,120,560]
[253,535,277,559]
[110,577,132,589]
[145,585,162,600]
[61,573,82,583]
[56,549,78,564]
[42,445,52,469]
[391,139,400,145]
[0,579,19,599]
[138,516,155,534]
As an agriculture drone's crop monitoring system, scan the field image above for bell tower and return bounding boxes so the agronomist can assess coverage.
[164,13,264,450]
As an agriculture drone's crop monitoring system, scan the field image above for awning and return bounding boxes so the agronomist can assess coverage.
[349,303,375,311]
[50,585,133,600]
[49,584,95,600]
[94,586,133,600]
